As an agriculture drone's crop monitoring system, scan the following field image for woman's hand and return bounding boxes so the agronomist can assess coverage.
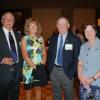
[41,60,45,65]
[78,74,88,86]
[86,77,93,85]
[29,65,36,70]
[33,65,36,69]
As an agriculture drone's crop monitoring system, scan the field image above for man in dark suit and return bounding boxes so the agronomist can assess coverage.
[0,12,22,100]
[47,17,81,100]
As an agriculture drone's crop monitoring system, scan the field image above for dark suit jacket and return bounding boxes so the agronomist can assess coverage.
[47,32,81,79]
[0,28,23,82]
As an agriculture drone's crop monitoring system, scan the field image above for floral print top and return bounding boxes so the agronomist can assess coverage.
[22,35,44,84]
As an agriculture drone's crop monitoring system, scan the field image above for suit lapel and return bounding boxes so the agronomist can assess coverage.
[54,35,58,52]
[63,32,74,52]
[13,31,21,60]
[63,32,72,46]
[14,32,19,51]
[0,28,11,53]
[52,34,58,59]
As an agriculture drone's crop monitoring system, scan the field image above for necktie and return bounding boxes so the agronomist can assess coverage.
[8,31,17,63]
[57,35,63,65]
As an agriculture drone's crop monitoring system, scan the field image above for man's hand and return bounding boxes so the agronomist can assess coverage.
[1,57,14,65]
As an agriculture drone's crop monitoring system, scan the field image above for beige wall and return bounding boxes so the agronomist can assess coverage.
[73,8,96,29]
[32,8,96,39]
[32,9,61,40]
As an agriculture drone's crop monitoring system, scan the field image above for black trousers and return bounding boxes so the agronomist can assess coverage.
[0,64,21,100]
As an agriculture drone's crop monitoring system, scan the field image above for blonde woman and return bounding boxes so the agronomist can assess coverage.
[21,18,48,100]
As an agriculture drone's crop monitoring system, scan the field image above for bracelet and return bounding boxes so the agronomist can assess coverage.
[92,76,96,81]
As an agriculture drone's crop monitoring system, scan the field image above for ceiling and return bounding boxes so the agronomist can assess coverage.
[0,0,100,9]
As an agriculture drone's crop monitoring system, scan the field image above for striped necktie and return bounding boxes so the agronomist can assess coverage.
[57,35,63,65]
[8,31,17,63]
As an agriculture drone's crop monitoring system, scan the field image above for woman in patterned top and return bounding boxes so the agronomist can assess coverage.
[21,17,48,100]
[78,24,100,100]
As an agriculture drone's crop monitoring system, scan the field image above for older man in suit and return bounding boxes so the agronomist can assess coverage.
[0,12,22,100]
[47,17,81,100]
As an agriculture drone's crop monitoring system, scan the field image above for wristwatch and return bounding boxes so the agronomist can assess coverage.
[92,76,96,81]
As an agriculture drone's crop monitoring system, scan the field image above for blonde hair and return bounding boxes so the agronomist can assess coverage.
[24,17,42,36]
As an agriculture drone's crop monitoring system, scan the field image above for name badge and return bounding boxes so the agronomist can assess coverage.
[65,44,73,50]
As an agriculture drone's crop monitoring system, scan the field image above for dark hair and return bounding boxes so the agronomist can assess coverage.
[84,23,96,31]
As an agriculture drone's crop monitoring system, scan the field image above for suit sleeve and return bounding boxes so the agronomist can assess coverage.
[46,36,56,72]
[71,37,81,77]
[46,38,52,71]
[0,37,3,64]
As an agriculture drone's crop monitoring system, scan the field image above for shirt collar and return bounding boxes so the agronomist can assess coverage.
[59,32,67,39]
[2,26,14,35]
